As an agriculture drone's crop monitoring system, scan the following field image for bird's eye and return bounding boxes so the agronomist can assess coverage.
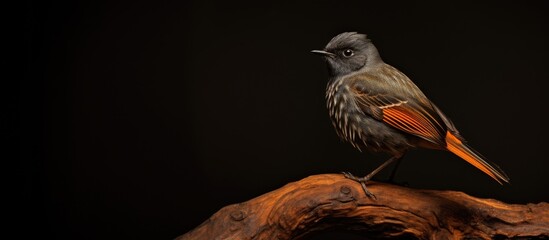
[342,49,354,57]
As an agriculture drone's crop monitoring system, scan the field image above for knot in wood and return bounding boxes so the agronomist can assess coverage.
[338,185,355,202]
[340,186,351,195]
[230,210,245,221]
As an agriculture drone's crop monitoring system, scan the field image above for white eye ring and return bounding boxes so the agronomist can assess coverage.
[342,49,354,57]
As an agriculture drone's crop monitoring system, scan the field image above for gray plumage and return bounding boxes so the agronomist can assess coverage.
[312,32,509,197]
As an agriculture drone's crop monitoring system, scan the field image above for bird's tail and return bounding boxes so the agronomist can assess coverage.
[445,131,510,184]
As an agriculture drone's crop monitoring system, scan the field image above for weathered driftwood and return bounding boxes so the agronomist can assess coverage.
[177,174,549,239]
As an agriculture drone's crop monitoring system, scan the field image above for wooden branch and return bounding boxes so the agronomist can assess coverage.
[177,174,549,239]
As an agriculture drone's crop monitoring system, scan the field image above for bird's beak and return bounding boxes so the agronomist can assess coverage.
[311,50,335,58]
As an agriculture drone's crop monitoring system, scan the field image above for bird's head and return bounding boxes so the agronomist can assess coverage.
[312,32,383,78]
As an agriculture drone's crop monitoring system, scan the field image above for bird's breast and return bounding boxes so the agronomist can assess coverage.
[326,80,365,149]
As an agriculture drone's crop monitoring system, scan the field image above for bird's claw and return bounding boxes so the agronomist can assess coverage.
[341,172,376,199]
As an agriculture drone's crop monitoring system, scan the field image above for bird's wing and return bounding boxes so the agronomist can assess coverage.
[351,86,447,145]
[430,102,463,140]
[347,69,509,184]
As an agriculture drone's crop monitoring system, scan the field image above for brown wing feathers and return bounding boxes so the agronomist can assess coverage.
[353,90,445,145]
[352,86,510,184]
[382,106,444,145]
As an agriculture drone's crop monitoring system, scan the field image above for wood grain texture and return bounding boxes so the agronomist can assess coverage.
[177,174,549,240]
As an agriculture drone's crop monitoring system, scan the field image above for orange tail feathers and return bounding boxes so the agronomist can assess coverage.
[445,131,510,184]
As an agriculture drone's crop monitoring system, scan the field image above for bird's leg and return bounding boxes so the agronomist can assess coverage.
[342,154,403,199]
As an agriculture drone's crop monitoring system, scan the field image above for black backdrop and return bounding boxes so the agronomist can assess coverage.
[11,1,549,239]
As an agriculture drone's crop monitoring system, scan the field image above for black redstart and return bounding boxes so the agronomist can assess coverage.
[312,32,509,198]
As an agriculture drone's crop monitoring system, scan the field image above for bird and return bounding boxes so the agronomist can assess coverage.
[312,32,509,198]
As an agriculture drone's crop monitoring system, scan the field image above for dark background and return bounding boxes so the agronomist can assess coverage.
[10,0,549,239]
